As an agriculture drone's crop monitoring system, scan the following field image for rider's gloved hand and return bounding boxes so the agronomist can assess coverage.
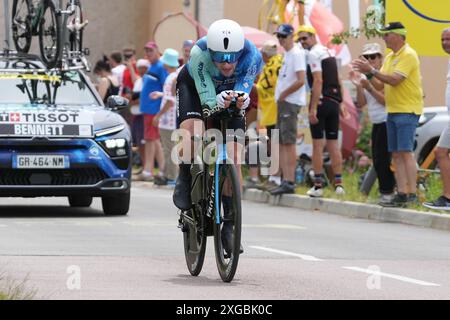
[233,91,250,110]
[216,91,234,109]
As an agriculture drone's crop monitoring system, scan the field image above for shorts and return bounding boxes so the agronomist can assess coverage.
[143,114,160,141]
[276,101,301,145]
[132,114,145,146]
[386,113,419,152]
[176,65,246,138]
[437,124,450,149]
[310,98,340,140]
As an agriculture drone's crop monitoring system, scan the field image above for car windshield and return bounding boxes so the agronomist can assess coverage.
[0,65,99,106]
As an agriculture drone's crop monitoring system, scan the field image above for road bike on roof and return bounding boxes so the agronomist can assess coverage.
[12,0,60,67]
[11,0,88,69]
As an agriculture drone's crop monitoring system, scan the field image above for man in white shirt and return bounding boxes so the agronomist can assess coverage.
[270,24,307,195]
[423,27,450,211]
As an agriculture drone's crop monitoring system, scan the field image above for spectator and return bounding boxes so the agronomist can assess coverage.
[138,41,168,181]
[349,43,396,204]
[296,25,346,198]
[353,22,424,207]
[151,49,181,186]
[270,24,307,195]
[122,47,138,98]
[130,58,151,175]
[181,40,194,65]
[246,40,283,190]
[93,59,120,103]
[423,27,450,211]
[110,51,126,90]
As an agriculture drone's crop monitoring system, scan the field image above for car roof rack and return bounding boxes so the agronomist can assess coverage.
[0,49,91,73]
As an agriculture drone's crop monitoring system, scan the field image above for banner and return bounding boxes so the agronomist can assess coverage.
[386,0,450,56]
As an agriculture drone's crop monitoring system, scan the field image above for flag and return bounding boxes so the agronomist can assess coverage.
[386,0,450,56]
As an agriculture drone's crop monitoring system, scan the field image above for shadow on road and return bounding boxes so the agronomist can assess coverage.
[164,274,241,287]
[0,206,104,218]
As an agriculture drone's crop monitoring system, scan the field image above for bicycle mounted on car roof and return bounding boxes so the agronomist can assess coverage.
[9,0,89,70]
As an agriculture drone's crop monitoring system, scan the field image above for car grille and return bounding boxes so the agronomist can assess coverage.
[0,168,107,186]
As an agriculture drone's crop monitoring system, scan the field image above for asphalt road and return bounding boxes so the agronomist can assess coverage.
[0,182,449,300]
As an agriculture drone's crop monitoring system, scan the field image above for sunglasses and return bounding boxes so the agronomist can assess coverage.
[276,34,288,39]
[209,49,243,64]
[297,36,310,42]
[363,54,380,60]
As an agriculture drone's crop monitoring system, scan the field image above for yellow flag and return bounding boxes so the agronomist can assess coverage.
[386,0,450,56]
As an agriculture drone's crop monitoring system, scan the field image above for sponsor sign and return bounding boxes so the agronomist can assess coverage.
[0,111,94,137]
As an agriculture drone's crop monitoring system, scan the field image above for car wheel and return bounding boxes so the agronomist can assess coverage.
[68,195,93,207]
[102,192,130,216]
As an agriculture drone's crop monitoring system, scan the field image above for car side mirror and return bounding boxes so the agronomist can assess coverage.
[106,95,129,111]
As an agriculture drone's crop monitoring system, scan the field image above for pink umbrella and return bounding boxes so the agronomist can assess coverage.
[242,26,283,52]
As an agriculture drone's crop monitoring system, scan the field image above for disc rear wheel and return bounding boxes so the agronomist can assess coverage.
[182,205,207,276]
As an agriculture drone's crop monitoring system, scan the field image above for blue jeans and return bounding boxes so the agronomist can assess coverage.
[386,113,420,152]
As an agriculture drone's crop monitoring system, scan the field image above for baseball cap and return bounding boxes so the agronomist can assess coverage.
[261,40,278,57]
[362,43,382,55]
[144,41,158,50]
[182,40,194,48]
[378,22,407,36]
[274,24,294,36]
[297,25,317,35]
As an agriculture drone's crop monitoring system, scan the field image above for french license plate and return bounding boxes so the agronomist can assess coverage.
[14,155,69,169]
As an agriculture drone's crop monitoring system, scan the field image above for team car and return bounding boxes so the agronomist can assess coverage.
[0,53,132,215]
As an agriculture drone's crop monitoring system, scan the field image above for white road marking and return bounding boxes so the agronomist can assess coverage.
[342,266,441,287]
[244,224,306,230]
[250,246,324,262]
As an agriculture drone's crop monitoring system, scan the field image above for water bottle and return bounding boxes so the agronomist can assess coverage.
[295,165,304,185]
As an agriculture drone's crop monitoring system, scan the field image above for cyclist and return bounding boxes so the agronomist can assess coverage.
[173,19,262,254]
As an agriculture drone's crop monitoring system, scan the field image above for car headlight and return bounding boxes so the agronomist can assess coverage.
[418,113,436,127]
[99,138,128,157]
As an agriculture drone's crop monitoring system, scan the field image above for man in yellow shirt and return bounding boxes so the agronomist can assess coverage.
[353,22,424,207]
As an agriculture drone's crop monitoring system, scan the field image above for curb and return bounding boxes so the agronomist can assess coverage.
[243,189,450,232]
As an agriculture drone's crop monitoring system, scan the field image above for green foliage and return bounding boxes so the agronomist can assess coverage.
[331,2,385,45]
[356,121,372,158]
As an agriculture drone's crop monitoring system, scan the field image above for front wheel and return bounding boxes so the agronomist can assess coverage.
[213,164,242,283]
[38,0,61,68]
[68,195,92,207]
[11,0,32,53]
[102,192,130,216]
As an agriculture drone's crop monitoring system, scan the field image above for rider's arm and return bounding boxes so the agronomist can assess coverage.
[189,45,217,109]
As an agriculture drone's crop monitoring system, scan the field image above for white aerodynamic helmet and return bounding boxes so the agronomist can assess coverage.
[207,19,245,63]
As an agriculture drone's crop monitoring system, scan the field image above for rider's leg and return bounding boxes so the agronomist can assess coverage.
[173,118,204,210]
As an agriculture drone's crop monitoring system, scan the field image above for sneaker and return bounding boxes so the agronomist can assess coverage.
[407,193,418,204]
[244,177,261,190]
[270,181,295,196]
[423,196,450,211]
[379,193,408,207]
[136,171,153,182]
[261,180,281,192]
[335,185,345,196]
[307,186,323,198]
[379,193,395,205]
[154,176,168,186]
